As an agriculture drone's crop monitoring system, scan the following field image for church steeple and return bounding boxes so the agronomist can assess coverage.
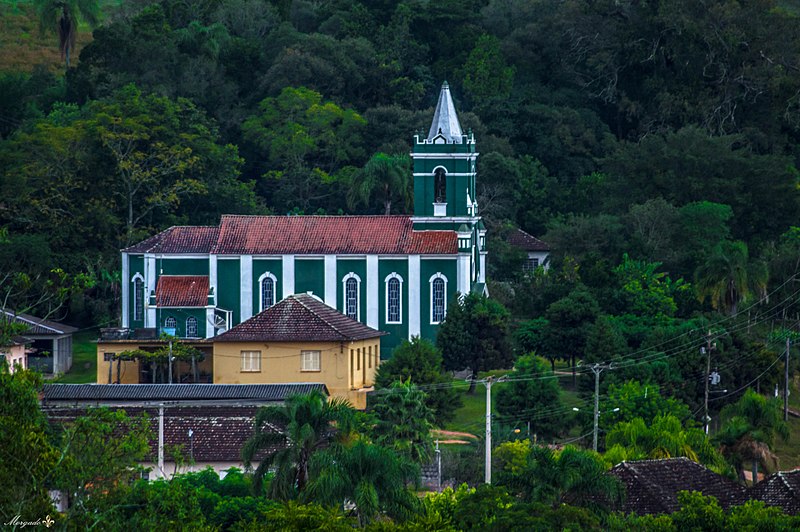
[427,81,463,143]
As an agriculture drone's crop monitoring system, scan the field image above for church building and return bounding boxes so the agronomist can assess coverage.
[119,82,486,358]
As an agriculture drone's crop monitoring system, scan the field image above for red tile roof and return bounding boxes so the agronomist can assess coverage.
[124,226,220,253]
[156,276,209,307]
[215,293,385,342]
[212,215,457,255]
[507,228,550,252]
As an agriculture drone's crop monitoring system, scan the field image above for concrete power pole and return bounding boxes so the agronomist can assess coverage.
[591,363,612,452]
[786,337,791,422]
[484,376,494,484]
[702,331,716,435]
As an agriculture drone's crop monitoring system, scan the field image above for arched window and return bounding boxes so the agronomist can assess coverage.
[434,168,447,203]
[342,273,361,321]
[186,316,198,337]
[259,272,277,312]
[430,273,447,324]
[132,273,144,321]
[164,316,177,330]
[385,273,403,324]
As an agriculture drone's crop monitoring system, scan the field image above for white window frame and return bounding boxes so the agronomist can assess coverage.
[301,350,321,372]
[384,273,403,324]
[185,316,198,337]
[132,273,144,321]
[258,272,278,312]
[342,272,361,321]
[164,316,177,329]
[240,350,261,372]
[430,273,448,324]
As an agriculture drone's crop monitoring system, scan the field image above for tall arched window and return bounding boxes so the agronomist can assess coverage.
[133,276,144,321]
[164,316,177,330]
[342,273,361,321]
[186,316,198,337]
[430,273,447,324]
[259,272,277,312]
[434,167,447,203]
[385,273,403,324]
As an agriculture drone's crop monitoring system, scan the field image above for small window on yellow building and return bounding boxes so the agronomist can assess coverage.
[301,350,321,372]
[241,350,261,372]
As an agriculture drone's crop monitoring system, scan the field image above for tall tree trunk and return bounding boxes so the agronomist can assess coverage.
[108,358,113,384]
[152,361,157,384]
[116,358,121,384]
[192,355,198,383]
[468,370,477,395]
[752,460,759,485]
[571,354,577,388]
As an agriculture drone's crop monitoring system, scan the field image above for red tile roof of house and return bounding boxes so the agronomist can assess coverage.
[123,226,220,253]
[215,293,385,342]
[156,276,209,307]
[212,215,457,255]
[507,228,550,252]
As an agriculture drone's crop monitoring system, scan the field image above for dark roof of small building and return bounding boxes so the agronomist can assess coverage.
[611,458,749,514]
[156,276,209,307]
[751,470,800,515]
[0,310,78,336]
[123,225,220,253]
[507,228,550,252]
[41,383,328,403]
[215,293,385,343]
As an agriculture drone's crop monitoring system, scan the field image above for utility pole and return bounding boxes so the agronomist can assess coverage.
[158,404,165,477]
[786,337,791,422]
[168,339,173,385]
[484,376,493,484]
[590,363,612,452]
[702,331,716,435]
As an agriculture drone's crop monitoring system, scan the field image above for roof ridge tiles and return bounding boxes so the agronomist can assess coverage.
[291,294,349,339]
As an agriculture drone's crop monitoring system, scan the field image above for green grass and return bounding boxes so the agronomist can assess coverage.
[52,330,97,383]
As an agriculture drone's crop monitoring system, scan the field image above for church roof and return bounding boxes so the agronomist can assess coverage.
[427,81,463,143]
[125,216,457,255]
[215,293,385,343]
[124,226,220,254]
[155,276,209,307]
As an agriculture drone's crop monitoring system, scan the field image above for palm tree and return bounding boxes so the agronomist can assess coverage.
[371,380,434,465]
[346,153,411,215]
[714,389,789,484]
[694,241,768,315]
[306,441,419,526]
[240,390,354,499]
[35,0,100,68]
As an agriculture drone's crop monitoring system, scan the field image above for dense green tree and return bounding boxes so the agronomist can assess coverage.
[371,380,434,464]
[241,390,354,498]
[437,293,513,394]
[495,355,567,440]
[462,34,514,105]
[600,381,691,429]
[694,241,768,316]
[715,389,789,483]
[346,152,411,214]
[543,286,600,385]
[374,337,461,423]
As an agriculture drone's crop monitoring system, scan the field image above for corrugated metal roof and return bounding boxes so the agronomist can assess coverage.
[42,383,328,402]
[0,310,78,336]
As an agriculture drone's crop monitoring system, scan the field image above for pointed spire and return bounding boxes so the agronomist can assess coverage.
[427,81,463,143]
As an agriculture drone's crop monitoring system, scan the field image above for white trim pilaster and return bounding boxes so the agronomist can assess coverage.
[145,254,156,328]
[458,253,470,296]
[209,255,218,305]
[324,255,337,308]
[240,255,253,321]
[205,307,215,338]
[282,255,295,298]
[366,255,379,329]
[408,255,421,338]
[121,253,130,328]
[479,252,487,283]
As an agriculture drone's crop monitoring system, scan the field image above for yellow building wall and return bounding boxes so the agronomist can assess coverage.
[96,343,142,384]
[213,338,381,410]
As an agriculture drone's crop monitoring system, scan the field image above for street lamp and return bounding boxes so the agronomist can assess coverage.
[188,428,194,471]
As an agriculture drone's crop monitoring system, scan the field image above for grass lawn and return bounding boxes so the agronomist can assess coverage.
[52,330,97,384]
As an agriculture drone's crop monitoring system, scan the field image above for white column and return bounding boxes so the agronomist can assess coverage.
[209,254,218,303]
[240,255,253,321]
[324,255,337,308]
[458,253,470,295]
[479,252,487,283]
[205,307,215,338]
[282,255,295,298]
[366,255,379,329]
[145,254,156,328]
[121,252,129,328]
[408,255,421,338]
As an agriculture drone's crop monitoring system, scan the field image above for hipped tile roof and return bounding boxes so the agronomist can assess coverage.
[610,458,748,514]
[124,226,220,253]
[507,228,550,252]
[155,276,209,307]
[215,293,385,343]
[125,216,457,255]
[751,471,800,515]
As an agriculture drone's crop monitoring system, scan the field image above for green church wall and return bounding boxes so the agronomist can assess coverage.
[378,258,409,357]
[217,258,240,324]
[336,258,367,322]
[128,255,144,327]
[419,259,457,341]
[155,308,206,338]
[252,258,283,312]
[295,258,325,300]
[159,258,208,276]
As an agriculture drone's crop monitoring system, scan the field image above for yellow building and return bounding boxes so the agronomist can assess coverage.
[212,293,383,409]
[96,336,213,384]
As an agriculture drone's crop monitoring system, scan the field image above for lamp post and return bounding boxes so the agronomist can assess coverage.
[188,428,194,471]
